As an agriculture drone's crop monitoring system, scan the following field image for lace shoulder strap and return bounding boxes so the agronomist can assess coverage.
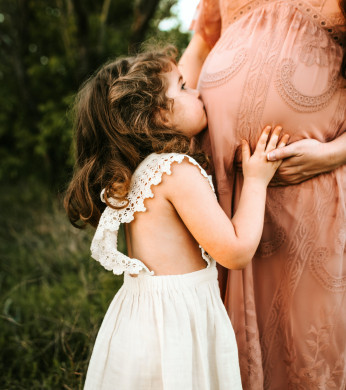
[90,153,215,275]
[129,152,215,203]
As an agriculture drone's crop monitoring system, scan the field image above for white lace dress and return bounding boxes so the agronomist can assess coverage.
[84,153,242,390]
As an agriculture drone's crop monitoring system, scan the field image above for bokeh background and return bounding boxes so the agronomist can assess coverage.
[0,1,195,388]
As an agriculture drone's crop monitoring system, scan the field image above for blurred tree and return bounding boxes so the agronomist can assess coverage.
[0,0,190,188]
[130,0,161,51]
[0,2,193,387]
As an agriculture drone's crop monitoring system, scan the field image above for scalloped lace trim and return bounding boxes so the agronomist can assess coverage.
[90,153,215,275]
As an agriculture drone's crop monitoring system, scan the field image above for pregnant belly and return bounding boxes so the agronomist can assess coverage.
[198,3,345,150]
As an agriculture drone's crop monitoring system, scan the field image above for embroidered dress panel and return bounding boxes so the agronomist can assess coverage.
[192,0,346,389]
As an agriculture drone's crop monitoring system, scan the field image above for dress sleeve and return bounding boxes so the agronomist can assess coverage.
[190,0,222,49]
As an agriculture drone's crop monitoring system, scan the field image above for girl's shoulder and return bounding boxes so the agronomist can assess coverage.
[131,152,213,193]
[101,152,212,212]
[102,153,214,221]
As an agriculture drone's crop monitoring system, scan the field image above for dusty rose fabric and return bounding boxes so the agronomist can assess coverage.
[193,0,346,389]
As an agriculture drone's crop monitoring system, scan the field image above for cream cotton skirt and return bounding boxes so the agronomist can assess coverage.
[84,263,242,389]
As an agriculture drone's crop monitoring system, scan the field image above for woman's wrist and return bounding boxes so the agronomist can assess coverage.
[324,134,346,171]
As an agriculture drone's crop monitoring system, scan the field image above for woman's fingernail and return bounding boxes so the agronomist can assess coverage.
[267,151,276,161]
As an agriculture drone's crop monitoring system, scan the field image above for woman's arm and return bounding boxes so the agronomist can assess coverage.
[178,33,211,88]
[267,132,346,185]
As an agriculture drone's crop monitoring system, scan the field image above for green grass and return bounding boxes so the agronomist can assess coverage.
[0,183,123,389]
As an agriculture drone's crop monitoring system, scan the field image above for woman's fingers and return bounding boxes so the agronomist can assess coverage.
[255,126,271,153]
[265,126,283,152]
[267,139,296,161]
[267,134,290,160]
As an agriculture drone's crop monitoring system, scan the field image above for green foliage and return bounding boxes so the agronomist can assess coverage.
[146,0,192,52]
[0,183,124,388]
[0,1,193,386]
[0,0,190,187]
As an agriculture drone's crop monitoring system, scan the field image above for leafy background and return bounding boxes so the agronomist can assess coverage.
[0,1,190,388]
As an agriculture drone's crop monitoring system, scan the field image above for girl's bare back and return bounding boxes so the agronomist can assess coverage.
[127,171,207,275]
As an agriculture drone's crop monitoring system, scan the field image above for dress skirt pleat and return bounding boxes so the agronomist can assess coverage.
[84,264,242,390]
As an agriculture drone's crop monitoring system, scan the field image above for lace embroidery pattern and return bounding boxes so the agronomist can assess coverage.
[292,0,344,44]
[255,186,301,257]
[326,87,346,141]
[199,49,247,89]
[231,14,289,388]
[284,315,346,389]
[308,247,346,293]
[222,0,344,45]
[90,153,215,275]
[91,210,153,276]
[197,0,346,385]
[236,4,287,144]
[260,175,342,387]
[275,58,339,113]
[199,23,250,89]
[299,40,338,67]
[256,225,286,258]
[234,289,264,389]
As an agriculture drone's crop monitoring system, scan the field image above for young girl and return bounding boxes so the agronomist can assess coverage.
[65,47,288,390]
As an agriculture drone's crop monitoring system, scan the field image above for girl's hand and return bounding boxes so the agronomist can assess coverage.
[242,126,289,186]
[267,134,346,186]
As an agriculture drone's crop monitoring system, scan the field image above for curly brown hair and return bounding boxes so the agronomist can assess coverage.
[64,47,207,229]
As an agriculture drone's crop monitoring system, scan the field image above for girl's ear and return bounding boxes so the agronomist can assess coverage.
[156,107,172,126]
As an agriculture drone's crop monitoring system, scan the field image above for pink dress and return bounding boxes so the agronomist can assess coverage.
[193,0,346,389]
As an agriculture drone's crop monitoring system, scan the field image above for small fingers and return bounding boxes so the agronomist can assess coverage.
[265,126,283,152]
[267,135,293,161]
[267,134,290,160]
[255,126,271,153]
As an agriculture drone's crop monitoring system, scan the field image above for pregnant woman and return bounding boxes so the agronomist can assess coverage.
[179,0,346,388]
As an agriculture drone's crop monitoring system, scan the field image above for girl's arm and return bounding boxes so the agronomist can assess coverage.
[178,33,211,89]
[163,126,287,270]
[267,132,346,185]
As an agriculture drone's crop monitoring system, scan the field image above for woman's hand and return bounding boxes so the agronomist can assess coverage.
[242,126,289,186]
[267,133,346,186]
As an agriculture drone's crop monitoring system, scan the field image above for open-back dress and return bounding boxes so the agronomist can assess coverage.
[83,153,243,390]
